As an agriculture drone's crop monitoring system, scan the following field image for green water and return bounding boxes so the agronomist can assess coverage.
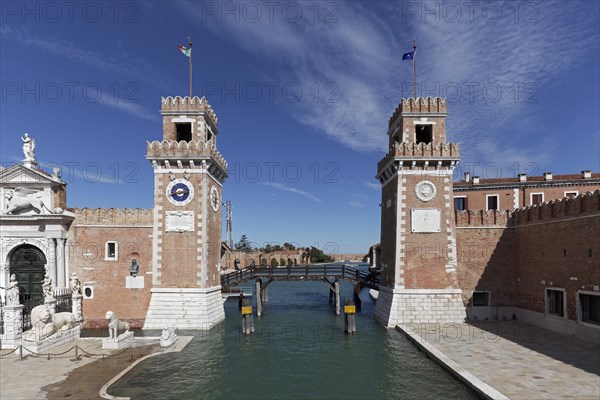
[110,281,478,399]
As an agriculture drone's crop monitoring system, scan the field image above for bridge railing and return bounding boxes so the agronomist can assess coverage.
[221,264,381,289]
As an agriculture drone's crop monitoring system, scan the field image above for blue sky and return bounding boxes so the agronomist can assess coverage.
[1,1,599,254]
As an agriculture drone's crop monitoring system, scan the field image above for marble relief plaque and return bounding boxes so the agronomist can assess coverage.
[165,211,194,232]
[411,208,441,233]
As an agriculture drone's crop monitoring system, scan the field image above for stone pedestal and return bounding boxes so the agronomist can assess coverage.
[1,305,24,349]
[102,331,134,349]
[21,326,81,353]
[143,286,225,330]
[72,294,83,322]
[374,287,466,328]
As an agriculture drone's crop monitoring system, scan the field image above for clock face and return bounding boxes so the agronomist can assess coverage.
[210,186,220,212]
[415,180,437,202]
[166,179,194,206]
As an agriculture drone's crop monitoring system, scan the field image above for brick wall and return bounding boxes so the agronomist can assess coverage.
[68,208,153,328]
[455,211,516,306]
[511,190,600,320]
[455,190,600,319]
[379,175,398,287]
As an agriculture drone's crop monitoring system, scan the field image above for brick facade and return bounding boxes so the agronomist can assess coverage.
[67,208,153,328]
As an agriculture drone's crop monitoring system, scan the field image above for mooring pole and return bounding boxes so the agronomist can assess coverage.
[241,298,254,335]
[255,278,262,317]
[334,279,340,315]
[262,285,269,304]
[329,287,333,304]
[344,299,356,334]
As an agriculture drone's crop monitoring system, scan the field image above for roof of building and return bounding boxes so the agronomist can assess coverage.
[454,172,600,190]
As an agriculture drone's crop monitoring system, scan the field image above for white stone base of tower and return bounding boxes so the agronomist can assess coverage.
[374,287,466,328]
[143,286,225,330]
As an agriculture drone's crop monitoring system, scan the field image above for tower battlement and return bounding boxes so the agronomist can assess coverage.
[388,97,447,128]
[161,96,218,126]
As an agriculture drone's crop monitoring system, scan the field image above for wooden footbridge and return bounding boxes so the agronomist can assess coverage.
[220,264,381,316]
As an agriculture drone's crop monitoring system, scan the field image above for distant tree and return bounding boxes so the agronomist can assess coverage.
[235,235,252,251]
[273,244,282,251]
[283,242,296,250]
[287,258,293,266]
[264,244,273,253]
[270,257,278,267]
[279,257,286,266]
[309,246,334,263]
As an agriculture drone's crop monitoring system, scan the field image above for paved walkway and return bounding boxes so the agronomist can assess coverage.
[0,337,161,400]
[398,321,600,399]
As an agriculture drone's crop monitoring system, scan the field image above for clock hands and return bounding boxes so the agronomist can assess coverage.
[171,188,189,196]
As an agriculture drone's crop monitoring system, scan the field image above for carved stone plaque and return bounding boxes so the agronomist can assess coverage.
[165,211,194,232]
[411,208,441,233]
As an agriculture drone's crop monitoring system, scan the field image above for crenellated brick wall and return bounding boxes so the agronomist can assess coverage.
[455,190,600,325]
[455,209,512,227]
[71,207,153,225]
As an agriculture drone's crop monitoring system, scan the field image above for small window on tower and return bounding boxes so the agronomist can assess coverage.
[415,124,432,144]
[175,123,192,142]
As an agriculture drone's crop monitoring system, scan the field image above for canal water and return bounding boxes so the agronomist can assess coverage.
[110,281,478,399]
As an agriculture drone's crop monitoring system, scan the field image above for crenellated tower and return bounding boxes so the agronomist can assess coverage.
[143,96,227,330]
[374,97,466,327]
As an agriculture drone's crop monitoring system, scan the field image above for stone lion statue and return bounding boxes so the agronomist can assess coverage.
[23,305,55,341]
[4,187,52,215]
[105,311,130,340]
[52,311,76,330]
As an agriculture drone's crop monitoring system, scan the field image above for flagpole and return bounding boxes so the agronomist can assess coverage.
[413,41,417,99]
[188,36,193,97]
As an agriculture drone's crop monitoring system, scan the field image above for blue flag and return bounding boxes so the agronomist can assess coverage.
[402,51,414,61]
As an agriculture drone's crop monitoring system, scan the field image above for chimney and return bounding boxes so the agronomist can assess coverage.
[464,172,470,182]
[472,176,480,184]
[543,172,553,181]
[518,173,527,182]
[582,170,592,179]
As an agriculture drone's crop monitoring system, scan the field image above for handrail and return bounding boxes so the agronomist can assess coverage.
[221,265,381,289]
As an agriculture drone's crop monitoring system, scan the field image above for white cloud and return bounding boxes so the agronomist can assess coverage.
[0,25,179,94]
[174,1,597,170]
[348,201,366,208]
[96,96,158,121]
[364,181,380,190]
[260,182,321,202]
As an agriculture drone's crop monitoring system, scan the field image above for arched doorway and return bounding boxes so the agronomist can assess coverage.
[9,244,46,329]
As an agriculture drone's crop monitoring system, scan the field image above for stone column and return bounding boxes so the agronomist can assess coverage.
[1,305,24,349]
[57,238,66,288]
[72,294,83,322]
[47,238,57,287]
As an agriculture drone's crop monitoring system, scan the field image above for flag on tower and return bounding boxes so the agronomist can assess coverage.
[178,45,191,57]
[402,50,414,61]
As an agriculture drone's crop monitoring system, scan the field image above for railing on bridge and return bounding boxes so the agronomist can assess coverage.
[221,264,380,289]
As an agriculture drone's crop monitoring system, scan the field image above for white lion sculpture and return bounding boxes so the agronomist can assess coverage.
[52,312,77,330]
[4,187,52,215]
[23,305,55,341]
[22,305,75,341]
[106,311,130,340]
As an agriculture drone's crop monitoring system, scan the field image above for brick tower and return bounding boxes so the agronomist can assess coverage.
[374,97,466,327]
[143,96,227,329]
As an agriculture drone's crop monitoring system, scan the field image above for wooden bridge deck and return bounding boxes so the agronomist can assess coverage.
[220,264,380,289]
